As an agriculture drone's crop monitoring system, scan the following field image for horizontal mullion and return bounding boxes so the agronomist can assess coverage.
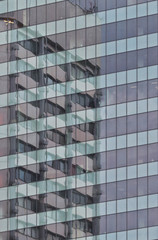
[0,129,158,170]
[0,64,157,108]
[0,34,158,77]
[0,2,157,47]
[0,161,157,201]
[0,194,158,232]
[0,96,157,139]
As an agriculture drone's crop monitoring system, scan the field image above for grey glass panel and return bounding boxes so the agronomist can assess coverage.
[107,151,116,169]
[117,117,126,135]
[107,214,116,233]
[128,212,138,232]
[117,149,126,167]
[138,16,147,35]
[148,14,158,34]
[117,181,126,199]
[148,111,158,130]
[117,21,126,39]
[138,177,147,196]
[107,23,116,41]
[138,145,147,164]
[117,212,126,231]
[138,113,147,132]
[127,19,136,38]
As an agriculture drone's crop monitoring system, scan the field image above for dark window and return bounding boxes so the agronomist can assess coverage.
[107,150,116,169]
[71,93,94,107]
[107,118,116,137]
[127,179,137,198]
[19,39,39,55]
[107,214,116,233]
[138,145,147,164]
[18,141,25,153]
[138,210,147,228]
[138,113,147,132]
[148,208,158,227]
[107,55,116,73]
[138,17,147,36]
[117,21,126,40]
[17,140,36,153]
[44,74,58,85]
[127,19,136,38]
[117,0,126,7]
[117,53,127,71]
[24,70,39,82]
[117,181,126,199]
[127,147,137,166]
[148,15,158,34]
[138,49,147,67]
[16,111,30,122]
[138,81,147,100]
[52,160,68,173]
[148,80,158,98]
[107,0,116,9]
[127,51,137,70]
[148,143,158,162]
[107,87,116,105]
[107,23,116,41]
[117,85,126,103]
[148,111,158,130]
[19,169,25,181]
[72,190,86,205]
[117,149,126,167]
[138,177,147,196]
[48,130,66,145]
[148,176,158,194]
[127,115,137,133]
[127,83,137,101]
[107,182,116,201]
[117,213,126,231]
[128,211,137,229]
[17,168,38,183]
[117,117,126,135]
[46,101,65,115]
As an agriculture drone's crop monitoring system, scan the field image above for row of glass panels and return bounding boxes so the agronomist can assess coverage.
[0,128,158,168]
[0,64,157,108]
[0,1,157,46]
[0,195,157,232]
[70,226,158,240]
[0,161,157,201]
[0,34,158,77]
[0,0,156,14]
[0,96,158,139]
[0,0,64,13]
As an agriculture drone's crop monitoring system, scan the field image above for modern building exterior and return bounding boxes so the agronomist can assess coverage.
[0,0,157,240]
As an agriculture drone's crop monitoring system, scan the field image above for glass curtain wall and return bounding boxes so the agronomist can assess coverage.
[0,0,157,240]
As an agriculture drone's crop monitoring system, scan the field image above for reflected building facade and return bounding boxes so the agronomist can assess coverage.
[0,0,158,240]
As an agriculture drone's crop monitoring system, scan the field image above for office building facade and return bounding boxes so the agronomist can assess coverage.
[0,0,157,239]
